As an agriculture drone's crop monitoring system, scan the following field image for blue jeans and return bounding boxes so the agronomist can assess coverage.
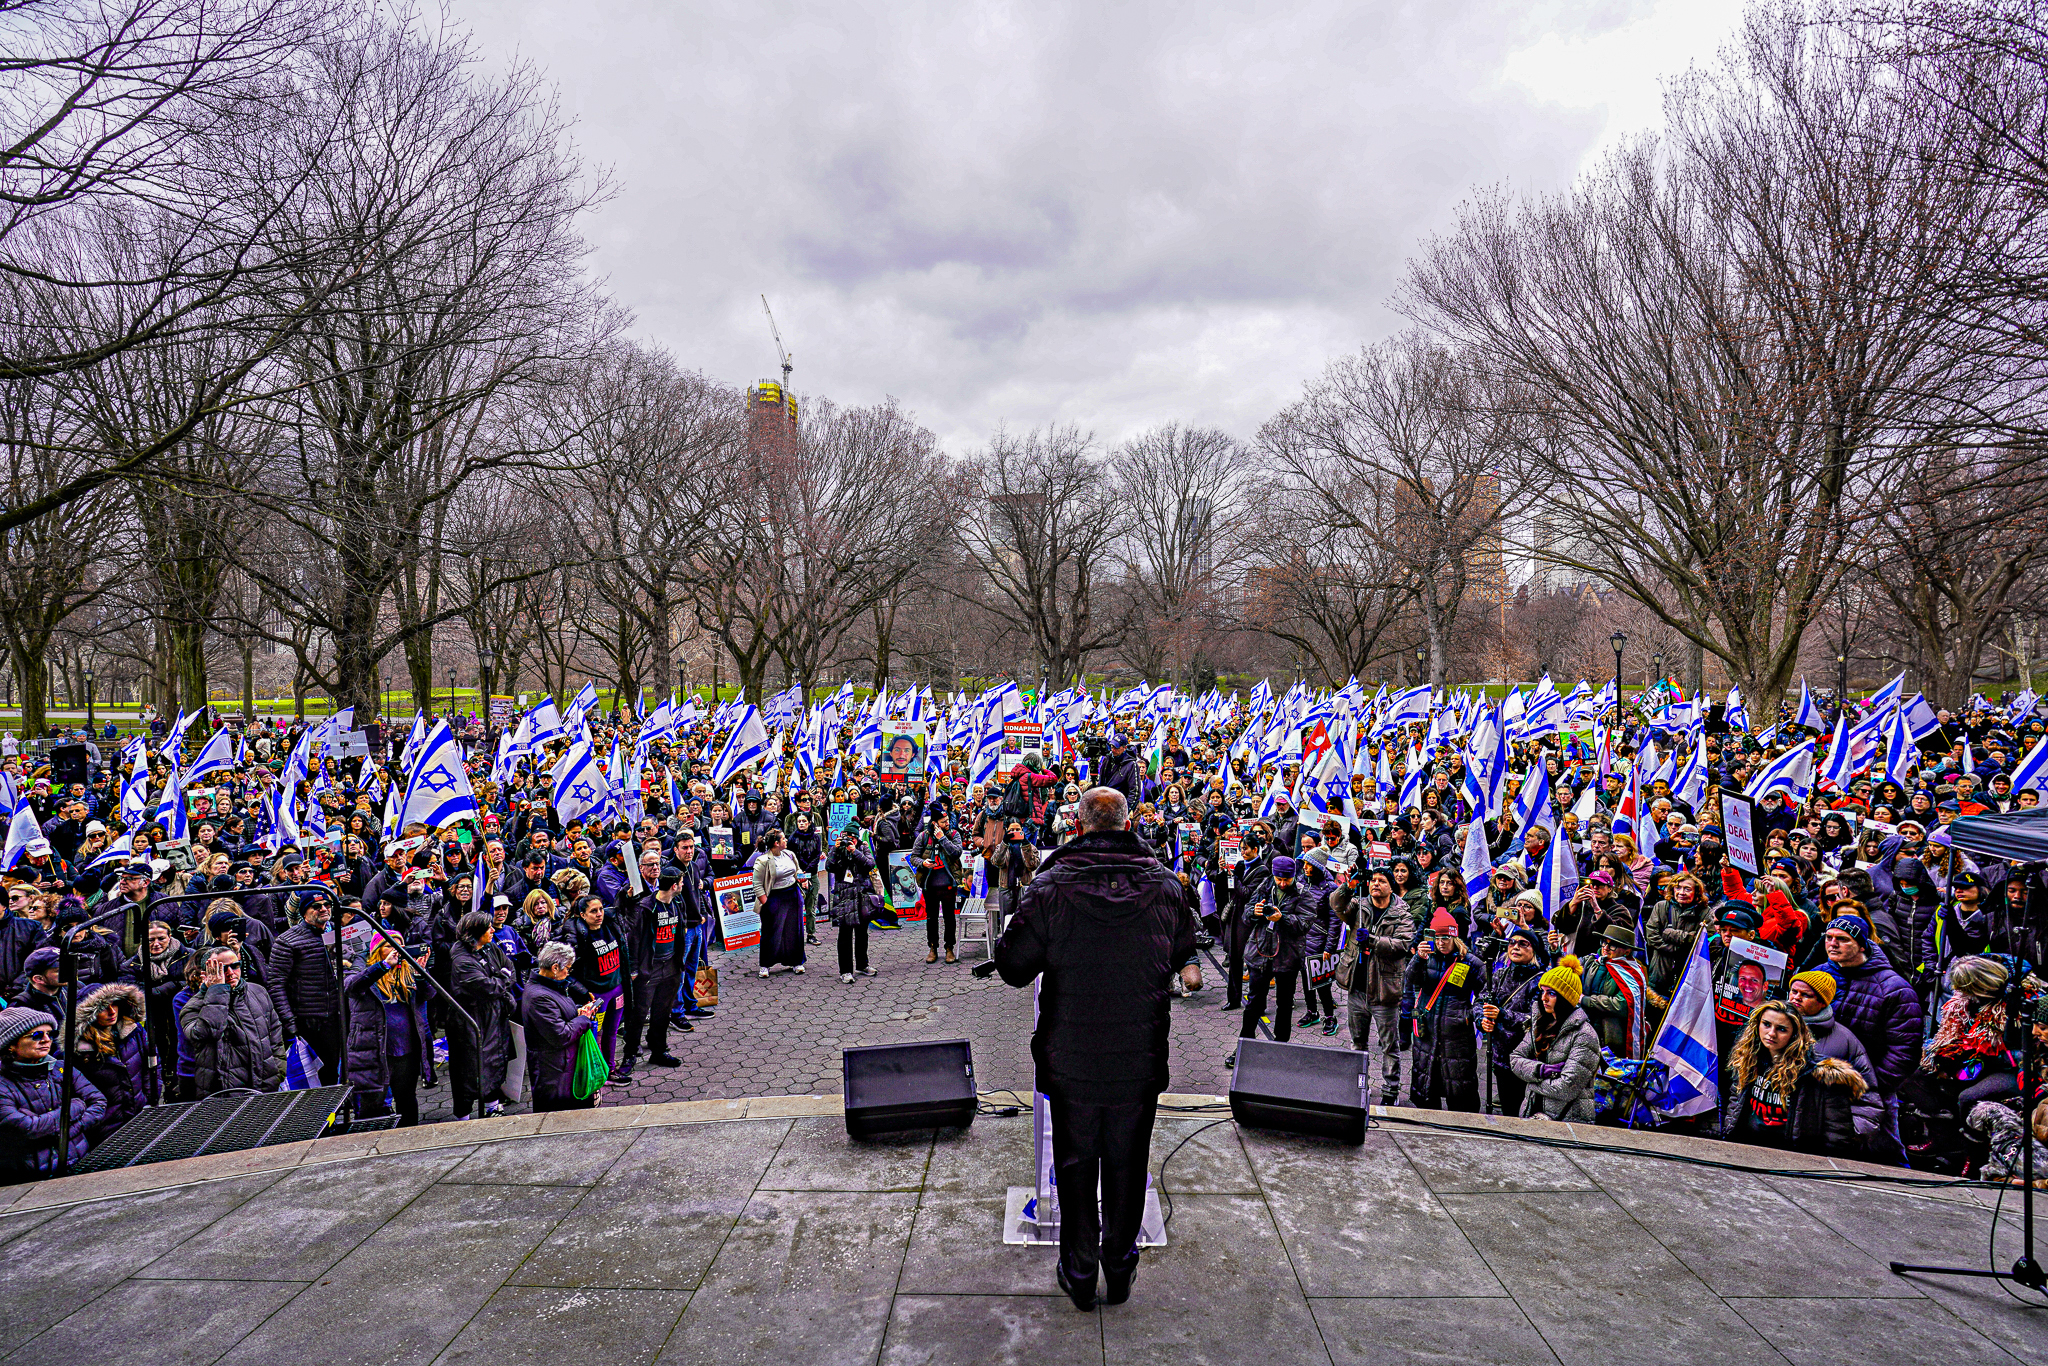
[672,923,711,1014]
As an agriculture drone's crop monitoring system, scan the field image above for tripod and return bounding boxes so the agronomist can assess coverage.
[1889,974,2044,1294]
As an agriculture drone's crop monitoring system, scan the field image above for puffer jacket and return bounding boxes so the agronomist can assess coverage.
[1804,1007,1882,1142]
[179,980,286,1095]
[1827,943,1924,1093]
[1245,880,1314,976]
[268,918,339,1035]
[0,1056,105,1180]
[72,982,151,1135]
[1405,948,1487,1095]
[343,959,436,1091]
[1506,1004,1602,1121]
[993,830,1194,1102]
[520,972,593,1104]
[1716,1051,1869,1155]
[1644,894,1707,998]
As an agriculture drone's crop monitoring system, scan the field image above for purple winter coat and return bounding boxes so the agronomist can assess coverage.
[1826,943,1924,1094]
[0,1056,105,1181]
[343,960,436,1091]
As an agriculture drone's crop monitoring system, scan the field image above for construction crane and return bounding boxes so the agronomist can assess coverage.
[760,294,792,390]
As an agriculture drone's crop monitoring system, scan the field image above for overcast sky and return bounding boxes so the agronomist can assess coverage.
[453,0,1747,454]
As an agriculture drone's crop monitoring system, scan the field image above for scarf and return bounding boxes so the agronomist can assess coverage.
[1600,954,1652,1057]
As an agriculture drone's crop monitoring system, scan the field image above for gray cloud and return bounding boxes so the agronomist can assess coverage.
[452,0,1721,452]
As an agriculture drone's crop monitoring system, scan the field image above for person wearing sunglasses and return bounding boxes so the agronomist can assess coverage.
[0,1006,107,1180]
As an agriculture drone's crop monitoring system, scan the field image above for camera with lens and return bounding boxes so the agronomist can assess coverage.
[1080,732,1110,760]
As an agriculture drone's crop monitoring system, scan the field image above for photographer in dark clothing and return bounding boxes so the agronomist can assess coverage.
[990,787,1196,1312]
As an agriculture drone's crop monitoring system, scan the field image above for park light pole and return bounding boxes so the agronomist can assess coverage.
[447,669,456,722]
[1837,652,1849,718]
[84,668,94,731]
[1609,631,1626,727]
[1652,653,1662,696]
[480,648,495,745]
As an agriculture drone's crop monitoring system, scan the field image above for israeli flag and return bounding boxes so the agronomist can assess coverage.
[1900,693,1942,742]
[2,794,41,869]
[1461,816,1493,901]
[525,698,568,749]
[394,721,479,832]
[84,829,137,873]
[1651,929,1720,1118]
[552,736,614,827]
[2007,732,2048,796]
[1673,732,1709,810]
[1536,826,1579,923]
[119,739,151,827]
[709,704,768,788]
[1817,711,1854,790]
[1745,739,1816,802]
[565,681,600,731]
[1881,704,1916,785]
[153,768,189,842]
[1724,687,1750,733]
[1866,671,1905,716]
[183,724,237,783]
[1791,679,1822,732]
[1256,767,1289,821]
[1512,762,1554,836]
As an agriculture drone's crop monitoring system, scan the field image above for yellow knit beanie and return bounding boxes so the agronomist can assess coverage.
[1539,963,1583,1007]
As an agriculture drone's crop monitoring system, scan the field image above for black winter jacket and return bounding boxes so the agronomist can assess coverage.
[993,830,1195,1102]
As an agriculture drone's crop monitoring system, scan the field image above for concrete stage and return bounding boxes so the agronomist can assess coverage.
[0,1100,2039,1366]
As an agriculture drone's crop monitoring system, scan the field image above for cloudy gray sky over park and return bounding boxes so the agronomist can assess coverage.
[455,0,1746,452]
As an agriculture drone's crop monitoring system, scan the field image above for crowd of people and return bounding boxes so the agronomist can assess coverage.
[0,674,2043,1188]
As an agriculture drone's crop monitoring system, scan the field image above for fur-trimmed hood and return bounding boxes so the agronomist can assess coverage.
[73,981,145,1038]
[1812,1054,1869,1099]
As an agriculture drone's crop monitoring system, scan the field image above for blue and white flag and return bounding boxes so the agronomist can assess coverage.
[1900,693,1942,742]
[1461,816,1493,901]
[1651,929,1720,1118]
[709,704,769,788]
[2,793,41,869]
[1512,762,1554,836]
[153,768,188,843]
[396,721,480,832]
[1673,732,1709,810]
[2009,732,2048,797]
[1817,711,1854,791]
[1745,740,1815,803]
[1791,679,1822,731]
[1866,671,1905,716]
[1536,825,1579,923]
[183,724,237,783]
[118,738,151,827]
[1881,704,1916,786]
[552,736,613,827]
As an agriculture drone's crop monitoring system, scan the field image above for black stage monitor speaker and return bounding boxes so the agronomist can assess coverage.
[51,742,88,787]
[1228,1038,1368,1144]
[842,1039,977,1138]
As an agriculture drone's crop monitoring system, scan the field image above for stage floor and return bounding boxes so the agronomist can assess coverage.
[0,1102,2038,1366]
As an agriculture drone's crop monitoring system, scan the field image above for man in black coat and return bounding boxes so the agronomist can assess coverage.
[1096,733,1140,809]
[990,786,1195,1312]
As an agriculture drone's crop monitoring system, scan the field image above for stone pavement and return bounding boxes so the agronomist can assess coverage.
[0,1103,2038,1366]
[423,922,1368,1122]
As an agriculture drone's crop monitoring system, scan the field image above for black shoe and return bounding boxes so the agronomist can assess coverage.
[1298,1012,1321,1028]
[649,1052,681,1067]
[677,1019,694,1032]
[691,1008,716,1018]
[1056,1264,1097,1311]
[1379,1091,1398,1106]
[614,1059,635,1081]
[670,1012,692,1027]
[1103,1263,1135,1306]
[1223,1053,1237,1069]
[1221,999,1240,1012]
[1322,1020,1340,1036]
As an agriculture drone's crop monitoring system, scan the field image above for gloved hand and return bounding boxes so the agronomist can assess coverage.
[1536,1062,1565,1080]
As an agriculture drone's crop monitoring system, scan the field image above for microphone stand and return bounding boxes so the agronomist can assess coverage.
[1889,969,2043,1294]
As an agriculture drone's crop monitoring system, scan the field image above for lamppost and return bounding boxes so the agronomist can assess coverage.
[1652,653,1662,695]
[383,675,391,719]
[446,669,456,722]
[83,668,94,731]
[479,648,495,745]
[1610,630,1627,725]
[1837,653,1849,717]
[1415,645,1426,689]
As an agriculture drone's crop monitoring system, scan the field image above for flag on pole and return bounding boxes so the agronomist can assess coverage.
[709,705,769,788]
[1650,929,1720,1118]
[395,721,481,832]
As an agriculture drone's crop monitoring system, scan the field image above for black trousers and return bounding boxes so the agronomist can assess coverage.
[1223,911,1251,1007]
[925,883,957,950]
[1241,962,1295,1041]
[631,967,682,1058]
[358,1050,421,1126]
[837,920,869,974]
[299,1015,343,1087]
[1049,1092,1158,1283]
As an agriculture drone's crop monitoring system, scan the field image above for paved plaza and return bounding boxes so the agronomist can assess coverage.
[0,1103,2038,1366]
[425,919,1361,1121]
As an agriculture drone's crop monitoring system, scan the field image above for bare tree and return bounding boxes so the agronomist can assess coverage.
[953,425,1126,688]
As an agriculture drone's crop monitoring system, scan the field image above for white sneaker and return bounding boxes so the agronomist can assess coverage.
[793,965,805,974]
[759,968,770,978]
[841,973,855,984]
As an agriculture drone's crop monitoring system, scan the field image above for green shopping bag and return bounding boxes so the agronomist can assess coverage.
[572,1024,611,1099]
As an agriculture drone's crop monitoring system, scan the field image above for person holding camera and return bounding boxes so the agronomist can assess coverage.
[827,827,882,981]
[912,811,965,963]
[1219,820,1273,1013]
[1232,855,1312,1057]
[977,812,1041,937]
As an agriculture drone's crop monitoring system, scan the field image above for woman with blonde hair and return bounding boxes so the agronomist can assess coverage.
[1609,832,1651,887]
[344,933,436,1126]
[1717,1001,1867,1155]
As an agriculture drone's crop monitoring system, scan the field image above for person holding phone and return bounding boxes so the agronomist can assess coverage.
[912,812,965,963]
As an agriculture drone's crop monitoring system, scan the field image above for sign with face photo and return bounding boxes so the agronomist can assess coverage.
[878,728,927,782]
